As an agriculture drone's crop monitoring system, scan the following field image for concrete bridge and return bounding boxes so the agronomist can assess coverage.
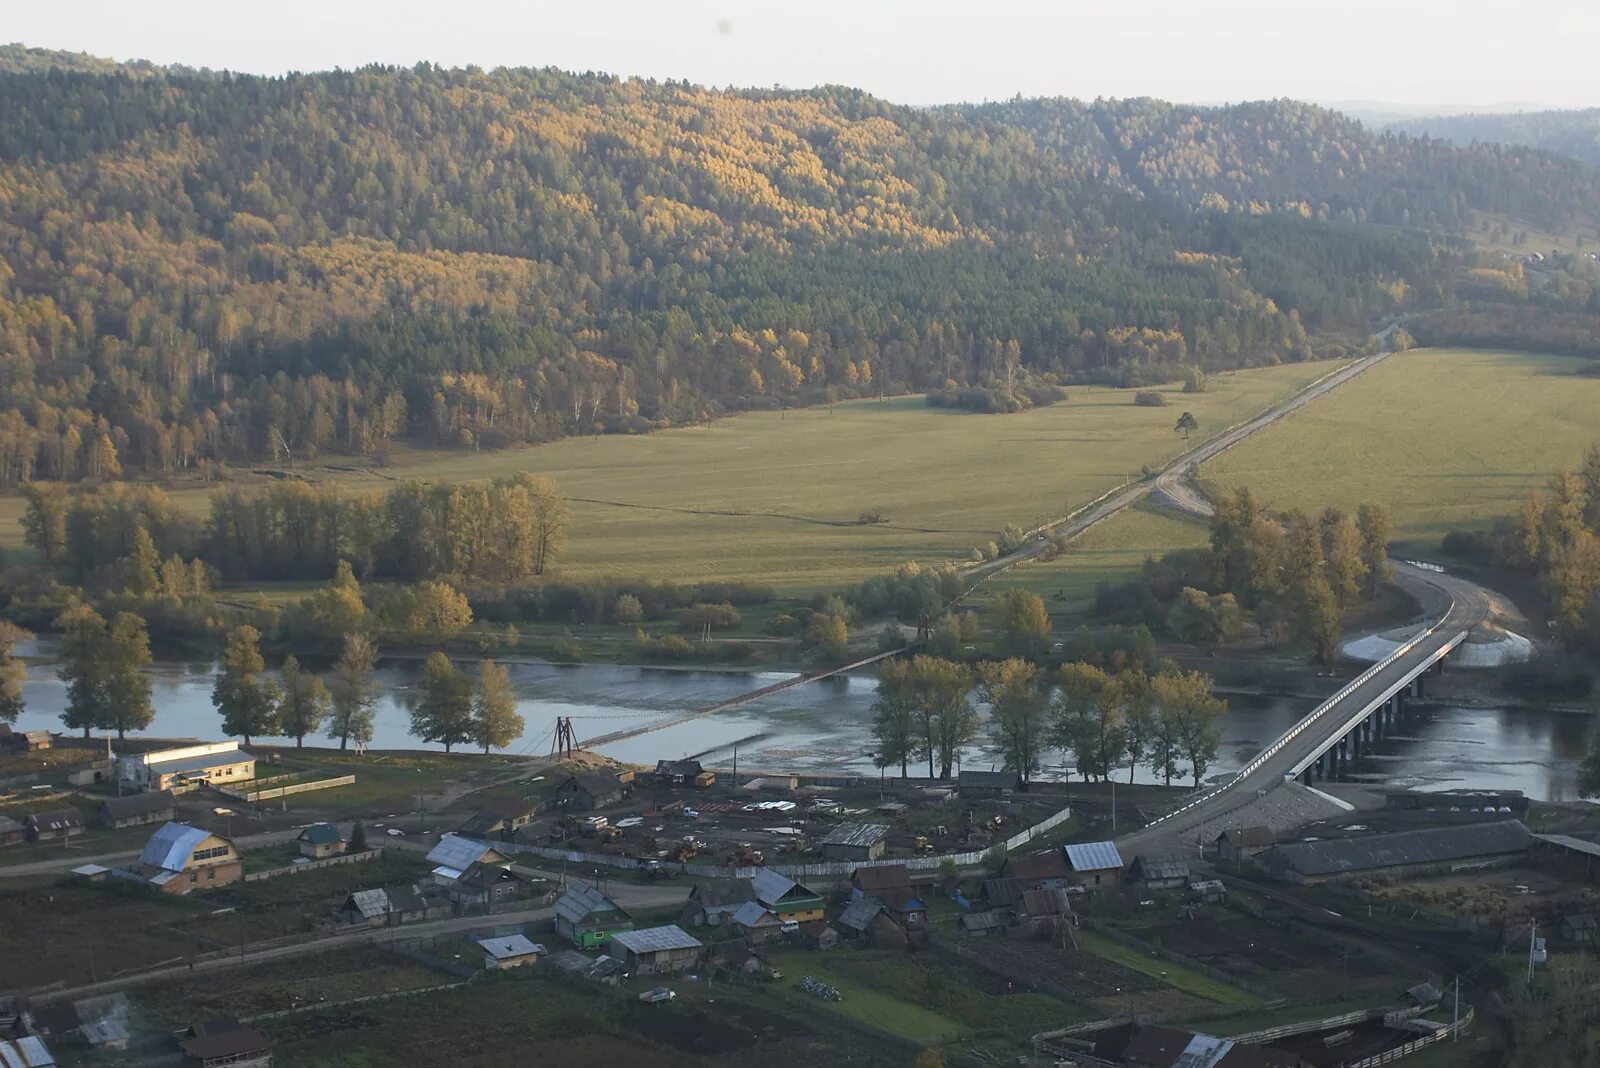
[1120,562,1492,852]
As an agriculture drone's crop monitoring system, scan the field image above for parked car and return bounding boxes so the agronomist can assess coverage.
[639,988,676,1003]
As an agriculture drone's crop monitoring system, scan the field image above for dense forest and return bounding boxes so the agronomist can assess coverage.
[1,51,1599,484]
[1390,108,1600,168]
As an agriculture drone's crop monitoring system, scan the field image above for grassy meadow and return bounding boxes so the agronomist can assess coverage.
[0,361,1339,592]
[1200,348,1600,553]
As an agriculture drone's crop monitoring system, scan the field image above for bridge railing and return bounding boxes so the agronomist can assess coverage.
[1139,578,1458,833]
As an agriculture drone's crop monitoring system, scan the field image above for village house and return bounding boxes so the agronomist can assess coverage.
[683,878,756,927]
[119,742,255,793]
[30,993,130,1052]
[553,770,627,811]
[751,869,825,923]
[98,791,176,829]
[730,901,785,943]
[425,834,510,884]
[477,934,546,970]
[176,1018,273,1068]
[137,822,242,894]
[820,822,889,862]
[610,925,705,976]
[1065,841,1125,888]
[0,816,24,847]
[1215,826,1277,863]
[958,769,1018,799]
[340,885,439,927]
[0,725,52,752]
[296,823,346,859]
[555,883,636,948]
[850,863,911,899]
[1127,854,1190,892]
[792,920,840,951]
[837,897,886,941]
[448,862,526,908]
[24,809,84,842]
[1259,821,1531,885]
[480,796,538,831]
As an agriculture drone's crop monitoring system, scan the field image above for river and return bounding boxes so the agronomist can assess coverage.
[9,641,1591,801]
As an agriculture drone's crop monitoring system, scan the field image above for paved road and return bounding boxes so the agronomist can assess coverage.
[965,350,1394,585]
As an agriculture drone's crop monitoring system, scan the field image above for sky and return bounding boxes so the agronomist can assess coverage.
[11,0,1600,111]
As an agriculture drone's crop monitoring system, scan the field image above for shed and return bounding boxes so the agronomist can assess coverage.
[982,877,1025,908]
[0,1037,57,1067]
[820,822,889,862]
[99,791,176,829]
[480,796,538,829]
[1021,887,1077,918]
[1531,832,1600,885]
[683,878,757,927]
[477,934,546,970]
[850,863,911,898]
[0,725,52,751]
[654,759,709,786]
[793,920,840,950]
[1128,853,1190,890]
[453,810,509,838]
[1216,826,1277,863]
[554,883,635,947]
[297,822,346,859]
[25,808,85,842]
[178,1018,272,1068]
[1259,820,1530,884]
[70,864,109,882]
[610,925,704,975]
[838,897,885,939]
[0,816,23,847]
[1560,914,1598,941]
[1189,879,1227,903]
[1064,841,1124,886]
[554,770,626,811]
[548,950,626,985]
[958,910,1010,936]
[959,770,1018,798]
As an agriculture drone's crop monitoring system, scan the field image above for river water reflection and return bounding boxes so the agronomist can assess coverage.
[10,640,1590,800]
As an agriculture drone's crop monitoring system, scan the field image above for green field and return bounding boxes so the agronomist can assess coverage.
[1074,930,1258,1009]
[0,362,1341,592]
[1201,348,1600,552]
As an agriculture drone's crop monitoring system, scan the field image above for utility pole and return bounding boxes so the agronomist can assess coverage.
[1528,919,1539,985]
[1111,778,1117,834]
[731,744,738,793]
[1452,975,1460,1040]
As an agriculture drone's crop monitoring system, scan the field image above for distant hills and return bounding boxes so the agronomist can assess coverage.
[0,47,1595,481]
[1388,108,1600,167]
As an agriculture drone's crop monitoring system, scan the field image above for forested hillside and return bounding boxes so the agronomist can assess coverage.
[0,55,1596,484]
[1389,108,1600,167]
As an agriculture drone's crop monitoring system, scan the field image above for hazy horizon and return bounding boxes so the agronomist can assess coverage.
[10,0,1599,112]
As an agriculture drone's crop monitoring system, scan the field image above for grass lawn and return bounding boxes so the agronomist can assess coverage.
[1074,930,1258,1009]
[1201,348,1600,554]
[0,361,1341,594]
[764,952,968,1043]
[257,748,535,815]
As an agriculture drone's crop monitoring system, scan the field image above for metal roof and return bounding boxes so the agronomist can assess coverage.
[1265,820,1530,877]
[610,925,703,954]
[25,809,83,831]
[299,823,343,845]
[144,749,252,776]
[1134,854,1191,880]
[0,1037,57,1068]
[347,889,391,919]
[958,910,1008,931]
[690,878,756,907]
[555,884,628,926]
[838,897,885,931]
[1534,833,1600,860]
[1065,841,1124,872]
[0,817,21,834]
[821,822,889,847]
[70,864,109,877]
[138,822,215,872]
[731,901,779,928]
[751,868,812,907]
[72,995,129,1048]
[476,934,546,960]
[100,791,175,819]
[425,833,499,870]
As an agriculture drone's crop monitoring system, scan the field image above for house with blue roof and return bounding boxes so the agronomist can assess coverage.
[135,822,241,894]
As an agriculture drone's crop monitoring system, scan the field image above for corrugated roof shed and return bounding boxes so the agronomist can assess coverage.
[0,1035,57,1067]
[347,888,391,920]
[821,822,889,847]
[1266,820,1530,878]
[1134,854,1191,881]
[138,822,213,872]
[25,809,83,832]
[1534,833,1600,860]
[839,897,885,932]
[1065,841,1124,872]
[100,791,175,820]
[611,925,702,954]
[477,935,546,960]
[73,994,130,1047]
[958,910,1008,932]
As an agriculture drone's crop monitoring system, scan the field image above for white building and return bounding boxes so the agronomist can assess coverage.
[118,742,256,793]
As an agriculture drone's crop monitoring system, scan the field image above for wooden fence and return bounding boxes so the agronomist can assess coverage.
[218,774,355,802]
[1341,1007,1474,1067]
[243,847,385,882]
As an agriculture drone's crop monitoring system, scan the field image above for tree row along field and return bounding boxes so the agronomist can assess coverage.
[1200,348,1600,552]
[0,360,1336,593]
